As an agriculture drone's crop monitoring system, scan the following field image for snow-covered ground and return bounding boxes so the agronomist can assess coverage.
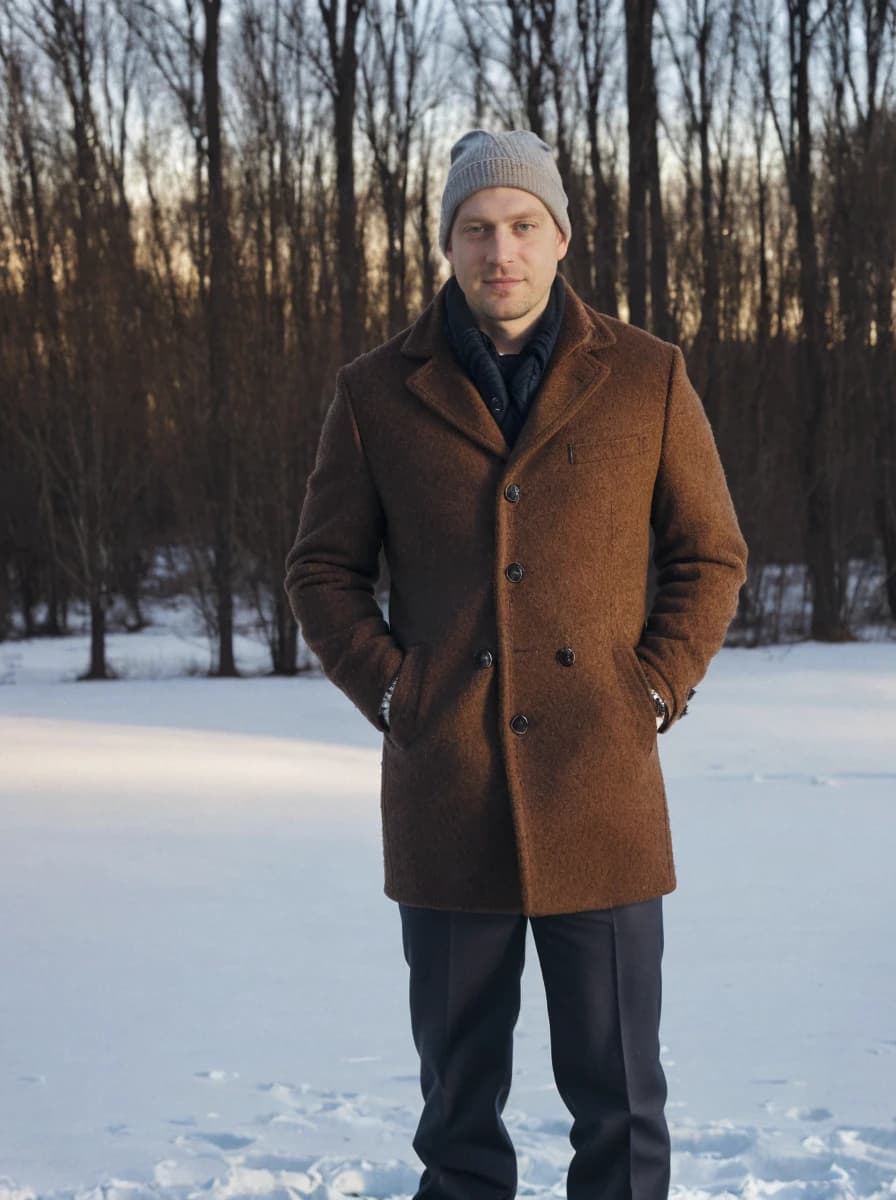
[1,618,895,1200]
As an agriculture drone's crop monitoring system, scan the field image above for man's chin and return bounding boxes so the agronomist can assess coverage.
[474,294,534,323]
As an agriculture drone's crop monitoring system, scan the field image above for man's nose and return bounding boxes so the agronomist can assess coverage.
[486,229,515,264]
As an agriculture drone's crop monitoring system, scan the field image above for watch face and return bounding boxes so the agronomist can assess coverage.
[651,691,667,718]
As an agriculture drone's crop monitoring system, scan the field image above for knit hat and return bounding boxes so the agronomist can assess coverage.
[439,129,571,253]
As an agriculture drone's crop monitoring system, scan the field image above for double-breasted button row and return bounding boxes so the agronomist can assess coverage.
[508,646,576,740]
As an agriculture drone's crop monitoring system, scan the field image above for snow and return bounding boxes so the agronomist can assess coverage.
[1,620,895,1200]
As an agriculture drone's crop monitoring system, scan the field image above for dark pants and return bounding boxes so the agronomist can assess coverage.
[398,897,670,1200]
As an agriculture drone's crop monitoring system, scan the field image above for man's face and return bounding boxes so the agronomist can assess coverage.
[445,186,569,351]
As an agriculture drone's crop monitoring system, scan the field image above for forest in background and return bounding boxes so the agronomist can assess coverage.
[0,0,894,678]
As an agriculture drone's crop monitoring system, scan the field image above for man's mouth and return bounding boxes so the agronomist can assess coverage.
[484,278,523,289]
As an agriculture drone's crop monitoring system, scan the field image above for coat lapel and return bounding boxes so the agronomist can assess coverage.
[400,296,510,459]
[400,274,617,467]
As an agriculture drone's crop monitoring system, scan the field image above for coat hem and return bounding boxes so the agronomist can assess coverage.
[383,877,677,916]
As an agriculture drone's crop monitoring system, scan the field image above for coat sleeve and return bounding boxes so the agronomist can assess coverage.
[283,366,405,732]
[635,344,748,726]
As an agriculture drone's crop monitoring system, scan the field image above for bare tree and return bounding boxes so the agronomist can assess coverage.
[748,0,850,638]
[359,0,441,335]
[625,0,671,334]
[3,0,150,676]
[412,105,440,306]
[122,0,241,673]
[200,0,239,674]
[310,0,365,361]
[824,0,896,619]
[658,0,741,421]
[229,0,340,673]
[577,0,621,314]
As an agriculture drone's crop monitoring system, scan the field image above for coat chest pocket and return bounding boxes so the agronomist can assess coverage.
[567,431,650,465]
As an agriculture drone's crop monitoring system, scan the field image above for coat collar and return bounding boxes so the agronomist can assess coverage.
[399,273,617,466]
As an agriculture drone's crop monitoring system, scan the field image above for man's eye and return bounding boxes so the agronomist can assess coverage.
[517,223,534,232]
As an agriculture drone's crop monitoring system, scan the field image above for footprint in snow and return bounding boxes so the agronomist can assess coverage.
[508,1112,572,1138]
[671,1125,756,1158]
[241,1152,318,1172]
[194,1068,239,1081]
[749,1151,844,1183]
[256,1110,318,1130]
[327,1158,436,1198]
[843,1124,896,1151]
[256,1080,303,1104]
[179,1129,255,1151]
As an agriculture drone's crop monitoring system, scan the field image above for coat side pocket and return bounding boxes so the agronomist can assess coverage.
[612,644,658,750]
[385,642,429,750]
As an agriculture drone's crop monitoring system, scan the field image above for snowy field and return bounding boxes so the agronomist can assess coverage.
[1,616,895,1200]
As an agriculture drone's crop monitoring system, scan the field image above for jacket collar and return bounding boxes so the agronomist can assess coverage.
[399,273,617,466]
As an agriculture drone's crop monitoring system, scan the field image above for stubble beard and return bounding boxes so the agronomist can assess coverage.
[471,282,538,326]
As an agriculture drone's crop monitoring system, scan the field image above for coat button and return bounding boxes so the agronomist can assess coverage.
[505,562,524,582]
[510,713,529,735]
[504,482,521,503]
[557,645,575,666]
[475,649,494,668]
[489,396,503,414]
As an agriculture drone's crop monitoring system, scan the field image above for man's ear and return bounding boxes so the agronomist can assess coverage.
[555,222,570,261]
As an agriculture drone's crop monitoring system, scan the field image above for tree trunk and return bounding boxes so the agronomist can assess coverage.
[625,0,652,329]
[322,0,364,362]
[789,0,848,639]
[203,0,238,675]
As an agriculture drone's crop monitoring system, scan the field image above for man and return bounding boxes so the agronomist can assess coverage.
[284,129,748,1200]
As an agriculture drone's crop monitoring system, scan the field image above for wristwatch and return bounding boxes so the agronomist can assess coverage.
[379,668,401,731]
[650,688,668,730]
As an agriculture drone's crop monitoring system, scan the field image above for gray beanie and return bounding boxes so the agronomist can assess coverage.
[439,128,571,253]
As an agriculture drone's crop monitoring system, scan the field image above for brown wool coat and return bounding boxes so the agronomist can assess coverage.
[284,274,748,916]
